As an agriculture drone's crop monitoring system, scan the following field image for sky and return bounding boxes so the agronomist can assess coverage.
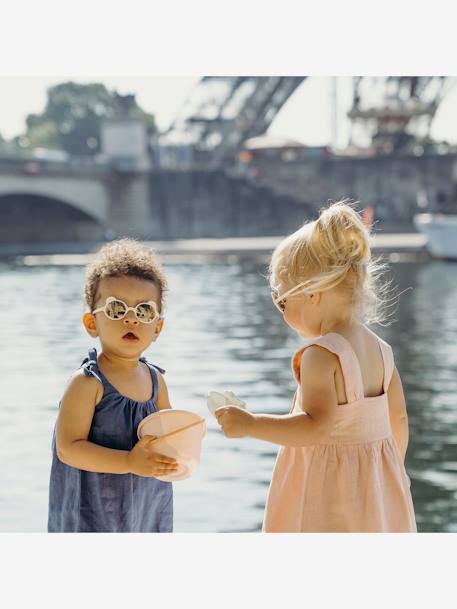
[1,76,457,149]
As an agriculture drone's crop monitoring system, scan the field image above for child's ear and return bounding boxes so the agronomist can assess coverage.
[151,318,164,341]
[83,312,98,337]
[310,292,321,305]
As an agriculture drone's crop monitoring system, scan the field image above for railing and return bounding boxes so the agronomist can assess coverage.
[0,154,148,177]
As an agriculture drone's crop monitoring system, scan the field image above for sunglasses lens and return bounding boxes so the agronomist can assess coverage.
[105,299,127,320]
[275,299,285,313]
[135,303,157,323]
[271,289,285,313]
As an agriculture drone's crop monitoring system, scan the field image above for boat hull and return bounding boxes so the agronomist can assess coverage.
[413,213,457,259]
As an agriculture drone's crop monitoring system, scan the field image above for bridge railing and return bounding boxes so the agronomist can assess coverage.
[0,153,119,177]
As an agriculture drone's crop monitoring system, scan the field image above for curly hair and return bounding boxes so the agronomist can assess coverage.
[84,238,168,313]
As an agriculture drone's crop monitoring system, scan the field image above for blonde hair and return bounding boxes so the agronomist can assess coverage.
[84,238,168,313]
[269,199,393,325]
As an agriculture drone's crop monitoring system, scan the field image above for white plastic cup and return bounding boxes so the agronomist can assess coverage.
[207,390,246,417]
[137,409,206,481]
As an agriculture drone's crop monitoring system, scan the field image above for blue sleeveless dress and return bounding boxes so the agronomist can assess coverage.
[48,347,173,533]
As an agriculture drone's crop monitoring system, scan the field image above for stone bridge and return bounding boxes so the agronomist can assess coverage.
[3,150,457,255]
[0,156,320,253]
[0,158,153,245]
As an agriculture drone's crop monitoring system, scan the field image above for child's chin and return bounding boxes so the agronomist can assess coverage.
[119,339,143,352]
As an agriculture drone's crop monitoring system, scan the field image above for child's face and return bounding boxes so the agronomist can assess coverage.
[83,275,164,357]
[280,285,351,339]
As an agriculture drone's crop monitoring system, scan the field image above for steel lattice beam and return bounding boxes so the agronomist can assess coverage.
[160,76,306,165]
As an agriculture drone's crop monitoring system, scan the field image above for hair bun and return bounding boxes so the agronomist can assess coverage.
[315,200,370,266]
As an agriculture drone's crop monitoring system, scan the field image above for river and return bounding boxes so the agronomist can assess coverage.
[0,255,456,532]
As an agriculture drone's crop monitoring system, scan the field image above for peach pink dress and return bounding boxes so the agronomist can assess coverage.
[263,332,417,532]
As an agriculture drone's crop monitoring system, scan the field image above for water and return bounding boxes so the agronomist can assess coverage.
[0,255,456,532]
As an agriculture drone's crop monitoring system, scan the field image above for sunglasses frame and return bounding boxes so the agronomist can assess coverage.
[92,296,163,324]
[271,281,310,313]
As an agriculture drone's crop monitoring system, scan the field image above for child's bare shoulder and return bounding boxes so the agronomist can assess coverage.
[155,367,166,385]
[299,344,340,412]
[302,343,338,366]
[300,344,338,378]
[154,368,172,410]
[62,368,104,405]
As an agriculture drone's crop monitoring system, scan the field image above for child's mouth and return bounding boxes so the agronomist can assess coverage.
[122,332,139,341]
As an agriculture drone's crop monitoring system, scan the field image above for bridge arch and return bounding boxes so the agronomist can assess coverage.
[0,192,106,243]
[0,177,108,224]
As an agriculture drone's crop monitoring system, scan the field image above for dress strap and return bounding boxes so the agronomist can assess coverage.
[377,337,395,392]
[80,347,103,384]
[139,357,165,404]
[292,333,365,403]
[140,357,165,376]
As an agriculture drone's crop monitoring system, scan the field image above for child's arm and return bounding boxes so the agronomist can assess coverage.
[216,346,338,447]
[55,371,177,476]
[387,366,409,462]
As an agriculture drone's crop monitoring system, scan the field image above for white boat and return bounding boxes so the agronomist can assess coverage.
[413,213,457,260]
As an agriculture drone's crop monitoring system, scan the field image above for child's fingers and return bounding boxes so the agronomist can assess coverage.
[139,435,157,445]
[214,407,227,423]
[154,461,180,472]
[157,462,179,470]
[155,466,179,475]
[152,454,177,464]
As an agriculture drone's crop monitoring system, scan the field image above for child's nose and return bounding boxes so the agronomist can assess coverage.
[123,312,139,325]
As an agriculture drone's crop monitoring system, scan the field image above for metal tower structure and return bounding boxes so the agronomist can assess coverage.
[159,76,306,167]
[347,76,455,154]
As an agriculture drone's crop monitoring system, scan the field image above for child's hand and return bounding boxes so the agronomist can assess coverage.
[127,436,179,477]
[214,406,254,438]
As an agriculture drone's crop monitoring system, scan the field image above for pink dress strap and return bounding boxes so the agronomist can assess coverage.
[292,333,365,403]
[376,336,395,392]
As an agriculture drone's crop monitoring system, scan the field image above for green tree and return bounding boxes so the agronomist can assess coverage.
[19,81,158,156]
[23,119,60,150]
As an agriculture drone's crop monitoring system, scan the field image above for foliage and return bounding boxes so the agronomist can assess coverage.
[14,81,158,156]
